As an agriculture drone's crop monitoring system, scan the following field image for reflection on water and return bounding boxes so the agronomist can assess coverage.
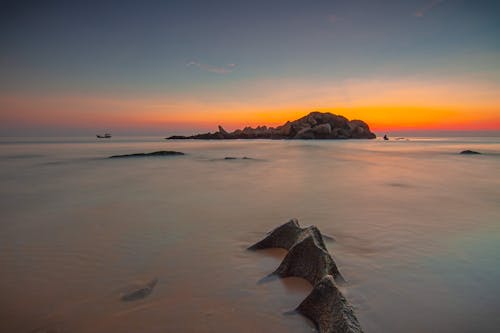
[0,137,499,332]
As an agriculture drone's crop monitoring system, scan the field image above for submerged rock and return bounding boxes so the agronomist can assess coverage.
[273,235,344,284]
[460,150,481,155]
[297,275,363,333]
[248,219,327,251]
[166,111,376,140]
[109,151,184,158]
[121,278,158,301]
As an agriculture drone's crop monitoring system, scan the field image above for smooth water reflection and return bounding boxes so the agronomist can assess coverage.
[0,137,499,332]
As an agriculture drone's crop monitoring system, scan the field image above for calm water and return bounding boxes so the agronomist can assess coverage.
[1,137,499,332]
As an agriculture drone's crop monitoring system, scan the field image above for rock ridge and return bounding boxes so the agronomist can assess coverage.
[167,111,375,140]
[249,219,363,333]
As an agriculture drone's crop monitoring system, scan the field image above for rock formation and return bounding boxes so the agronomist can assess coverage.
[297,275,363,333]
[460,150,481,155]
[249,219,362,332]
[166,111,376,140]
[248,218,327,252]
[224,156,253,160]
[121,278,158,301]
[273,235,345,284]
[109,151,185,158]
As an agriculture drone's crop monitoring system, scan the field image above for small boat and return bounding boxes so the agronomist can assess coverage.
[383,134,389,141]
[97,133,112,138]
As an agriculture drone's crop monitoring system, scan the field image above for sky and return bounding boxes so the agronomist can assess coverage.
[0,0,499,136]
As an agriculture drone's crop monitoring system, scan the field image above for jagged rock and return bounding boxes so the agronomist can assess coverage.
[249,221,363,332]
[460,150,481,155]
[109,151,185,158]
[273,235,344,284]
[297,275,363,333]
[248,219,327,251]
[121,278,158,301]
[218,125,229,138]
[166,111,376,140]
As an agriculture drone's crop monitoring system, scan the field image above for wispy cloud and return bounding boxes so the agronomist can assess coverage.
[187,61,236,74]
[414,0,446,18]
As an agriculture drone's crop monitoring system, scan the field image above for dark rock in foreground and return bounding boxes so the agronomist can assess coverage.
[121,278,158,301]
[250,219,361,332]
[109,151,184,158]
[166,111,376,140]
[274,235,345,284]
[248,218,327,252]
[297,275,363,333]
[460,150,481,155]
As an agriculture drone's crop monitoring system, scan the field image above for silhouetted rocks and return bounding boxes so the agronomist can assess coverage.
[460,150,481,155]
[109,151,185,158]
[121,278,158,301]
[224,156,253,160]
[249,219,362,332]
[297,275,363,333]
[274,235,344,284]
[166,111,376,140]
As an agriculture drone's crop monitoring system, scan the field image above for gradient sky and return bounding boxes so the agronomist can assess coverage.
[1,0,499,135]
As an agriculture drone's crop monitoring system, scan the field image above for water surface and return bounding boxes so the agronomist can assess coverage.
[1,136,499,332]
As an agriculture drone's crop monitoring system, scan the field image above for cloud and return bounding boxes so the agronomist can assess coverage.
[414,0,446,18]
[187,61,236,74]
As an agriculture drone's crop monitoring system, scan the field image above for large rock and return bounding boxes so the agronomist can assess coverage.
[297,275,363,333]
[313,123,332,136]
[349,120,376,139]
[166,111,376,140]
[294,127,315,139]
[273,235,345,284]
[249,219,362,332]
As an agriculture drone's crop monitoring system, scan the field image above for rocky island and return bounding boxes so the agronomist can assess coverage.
[166,111,376,140]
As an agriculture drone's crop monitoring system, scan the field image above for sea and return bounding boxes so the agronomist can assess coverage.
[0,136,499,333]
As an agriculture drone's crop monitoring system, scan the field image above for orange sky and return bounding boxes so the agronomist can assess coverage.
[2,1,500,136]
[1,77,499,134]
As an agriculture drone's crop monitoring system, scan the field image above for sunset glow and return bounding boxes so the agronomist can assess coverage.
[0,1,499,135]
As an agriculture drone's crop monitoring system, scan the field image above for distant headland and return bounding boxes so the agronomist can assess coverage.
[166,111,376,140]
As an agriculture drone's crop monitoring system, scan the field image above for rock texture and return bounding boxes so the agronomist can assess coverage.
[109,151,184,158]
[297,275,363,333]
[248,219,327,252]
[273,235,344,284]
[250,219,362,332]
[166,111,375,140]
[121,278,158,301]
